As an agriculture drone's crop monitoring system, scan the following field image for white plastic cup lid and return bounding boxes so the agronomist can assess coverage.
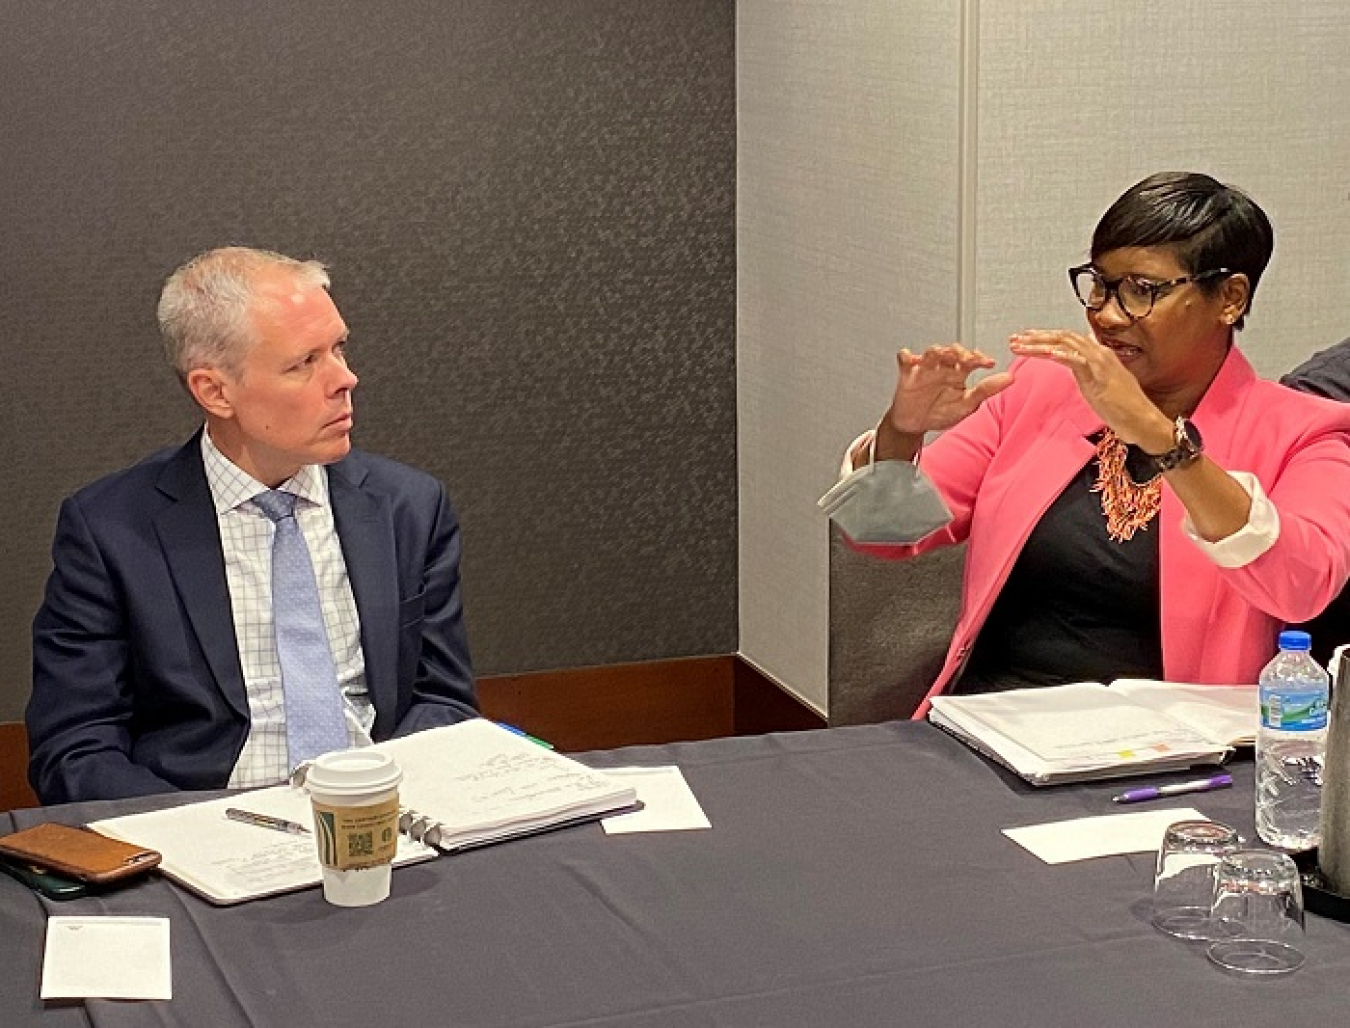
[303,749,402,799]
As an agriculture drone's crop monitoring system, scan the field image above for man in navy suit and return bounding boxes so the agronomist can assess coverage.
[27,248,479,803]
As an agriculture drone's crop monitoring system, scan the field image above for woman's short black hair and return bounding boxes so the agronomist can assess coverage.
[1091,171,1273,330]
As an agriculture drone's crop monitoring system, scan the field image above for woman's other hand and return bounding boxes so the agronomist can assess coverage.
[1009,329,1173,451]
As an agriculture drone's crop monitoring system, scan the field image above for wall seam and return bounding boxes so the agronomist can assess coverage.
[957,0,980,346]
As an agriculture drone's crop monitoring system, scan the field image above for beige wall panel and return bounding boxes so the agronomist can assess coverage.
[737,3,965,709]
[973,1,1350,378]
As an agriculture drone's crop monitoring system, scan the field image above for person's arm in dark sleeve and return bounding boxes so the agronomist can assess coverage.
[27,497,182,804]
[391,483,480,737]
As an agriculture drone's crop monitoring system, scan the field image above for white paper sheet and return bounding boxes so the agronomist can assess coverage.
[1110,680,1257,746]
[41,916,172,1000]
[936,683,1211,765]
[1002,806,1208,865]
[600,766,711,834]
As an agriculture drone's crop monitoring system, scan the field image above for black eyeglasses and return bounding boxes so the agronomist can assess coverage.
[1068,265,1232,321]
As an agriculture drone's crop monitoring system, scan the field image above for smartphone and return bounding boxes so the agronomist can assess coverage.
[0,856,90,900]
[0,823,161,884]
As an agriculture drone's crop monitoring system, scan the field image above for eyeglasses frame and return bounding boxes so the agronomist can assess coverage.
[1067,264,1233,321]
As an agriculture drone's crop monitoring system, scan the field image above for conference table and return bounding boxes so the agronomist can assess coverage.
[4,721,1349,1027]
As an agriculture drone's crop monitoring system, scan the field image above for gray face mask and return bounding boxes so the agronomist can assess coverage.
[817,458,953,545]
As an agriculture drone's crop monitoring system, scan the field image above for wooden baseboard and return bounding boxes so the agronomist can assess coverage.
[1,659,825,810]
[732,658,826,736]
[0,723,39,812]
[478,654,825,752]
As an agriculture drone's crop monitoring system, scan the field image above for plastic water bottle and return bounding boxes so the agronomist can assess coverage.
[1256,630,1329,850]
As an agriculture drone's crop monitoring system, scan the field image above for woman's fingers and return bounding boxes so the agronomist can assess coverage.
[1011,330,1089,356]
[899,343,997,372]
[887,343,1011,434]
[1009,330,1120,376]
[968,370,1015,404]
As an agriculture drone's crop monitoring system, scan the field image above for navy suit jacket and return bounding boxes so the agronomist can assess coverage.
[27,433,479,804]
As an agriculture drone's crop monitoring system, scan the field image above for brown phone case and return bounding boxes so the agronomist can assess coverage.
[0,822,161,884]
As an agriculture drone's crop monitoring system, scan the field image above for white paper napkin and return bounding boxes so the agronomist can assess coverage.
[1002,806,1207,864]
[41,916,171,1000]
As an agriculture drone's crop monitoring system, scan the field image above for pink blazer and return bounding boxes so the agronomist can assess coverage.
[854,347,1350,718]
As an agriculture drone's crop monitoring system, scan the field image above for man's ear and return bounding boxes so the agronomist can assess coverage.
[186,368,234,419]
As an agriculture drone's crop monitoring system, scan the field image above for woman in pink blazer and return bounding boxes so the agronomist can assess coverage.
[830,172,1350,717]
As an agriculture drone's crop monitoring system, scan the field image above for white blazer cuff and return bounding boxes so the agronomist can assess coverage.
[1181,471,1280,568]
[841,430,877,477]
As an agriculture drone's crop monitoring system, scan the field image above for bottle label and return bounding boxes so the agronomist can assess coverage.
[1261,693,1328,731]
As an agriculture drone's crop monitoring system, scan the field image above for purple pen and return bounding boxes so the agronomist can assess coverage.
[1111,773,1234,804]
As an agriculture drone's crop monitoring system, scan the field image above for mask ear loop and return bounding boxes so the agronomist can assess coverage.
[863,419,924,468]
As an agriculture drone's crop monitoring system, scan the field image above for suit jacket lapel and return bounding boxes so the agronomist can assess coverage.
[328,454,400,728]
[152,435,249,721]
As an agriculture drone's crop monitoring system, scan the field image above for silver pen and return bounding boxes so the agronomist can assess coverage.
[225,807,311,835]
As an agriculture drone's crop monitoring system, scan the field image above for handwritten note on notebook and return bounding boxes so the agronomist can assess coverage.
[90,786,436,904]
[90,720,636,904]
[371,720,638,850]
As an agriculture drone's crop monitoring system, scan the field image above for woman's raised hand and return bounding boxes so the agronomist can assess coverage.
[867,343,1014,465]
[1008,330,1171,448]
[885,344,1014,436]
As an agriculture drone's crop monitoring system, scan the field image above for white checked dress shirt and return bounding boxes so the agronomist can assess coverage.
[201,430,375,788]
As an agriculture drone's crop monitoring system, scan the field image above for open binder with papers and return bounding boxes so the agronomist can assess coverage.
[927,679,1257,786]
[89,719,638,904]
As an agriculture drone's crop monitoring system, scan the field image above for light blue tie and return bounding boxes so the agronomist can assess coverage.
[253,490,349,767]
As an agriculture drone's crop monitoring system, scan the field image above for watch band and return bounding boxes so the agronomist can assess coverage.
[1152,416,1204,474]
[1124,417,1203,486]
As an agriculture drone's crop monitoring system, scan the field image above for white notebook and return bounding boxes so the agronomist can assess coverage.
[928,679,1256,786]
[90,720,637,904]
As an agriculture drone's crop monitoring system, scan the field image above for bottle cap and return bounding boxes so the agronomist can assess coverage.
[1277,629,1312,652]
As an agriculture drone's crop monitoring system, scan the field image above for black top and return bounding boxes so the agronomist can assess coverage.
[955,445,1164,692]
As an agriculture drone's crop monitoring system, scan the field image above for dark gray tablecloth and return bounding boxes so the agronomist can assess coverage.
[3,722,1347,1027]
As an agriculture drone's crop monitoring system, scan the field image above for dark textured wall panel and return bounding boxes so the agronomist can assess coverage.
[0,1,736,719]
[828,531,964,726]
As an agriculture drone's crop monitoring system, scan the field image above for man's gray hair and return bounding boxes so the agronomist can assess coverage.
[157,247,330,382]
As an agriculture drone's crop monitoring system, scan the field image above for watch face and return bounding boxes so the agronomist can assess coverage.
[1124,443,1160,486]
[1153,417,1205,474]
[1181,418,1203,451]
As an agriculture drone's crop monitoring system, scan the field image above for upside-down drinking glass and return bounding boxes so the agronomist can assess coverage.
[1206,849,1305,975]
[1152,820,1241,939]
